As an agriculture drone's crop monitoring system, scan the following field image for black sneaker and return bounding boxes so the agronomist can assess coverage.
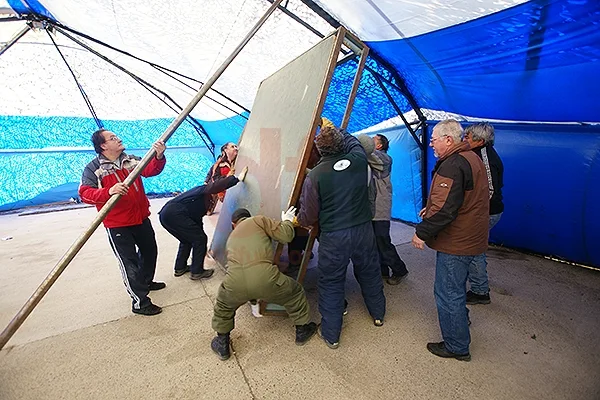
[149,281,166,291]
[132,303,162,316]
[466,290,491,305]
[426,341,471,361]
[343,299,348,316]
[174,265,190,277]
[190,269,215,280]
[295,322,317,346]
[211,333,231,360]
[373,318,384,327]
[386,272,408,285]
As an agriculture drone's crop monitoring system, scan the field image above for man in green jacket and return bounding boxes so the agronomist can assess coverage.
[211,207,318,360]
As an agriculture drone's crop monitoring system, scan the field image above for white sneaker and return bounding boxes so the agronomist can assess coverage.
[250,302,262,318]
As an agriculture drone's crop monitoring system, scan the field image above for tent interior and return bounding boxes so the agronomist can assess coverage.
[0,0,598,267]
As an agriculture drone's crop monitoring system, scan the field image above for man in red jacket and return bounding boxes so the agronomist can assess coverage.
[79,129,167,316]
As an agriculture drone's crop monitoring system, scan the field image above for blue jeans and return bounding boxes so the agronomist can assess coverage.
[467,213,503,295]
[489,213,502,230]
[434,252,482,354]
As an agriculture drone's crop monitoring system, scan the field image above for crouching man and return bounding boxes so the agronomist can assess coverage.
[211,207,318,360]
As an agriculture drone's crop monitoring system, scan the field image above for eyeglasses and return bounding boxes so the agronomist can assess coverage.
[106,135,120,142]
[430,135,447,143]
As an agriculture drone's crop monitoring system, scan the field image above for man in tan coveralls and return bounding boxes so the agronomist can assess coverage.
[211,207,318,360]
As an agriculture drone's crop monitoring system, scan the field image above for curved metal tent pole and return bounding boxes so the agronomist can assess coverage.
[0,0,285,351]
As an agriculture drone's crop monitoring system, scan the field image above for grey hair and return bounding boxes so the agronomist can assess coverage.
[464,122,495,145]
[433,119,463,143]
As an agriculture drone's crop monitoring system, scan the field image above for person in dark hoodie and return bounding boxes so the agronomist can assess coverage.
[463,122,504,305]
[159,166,248,280]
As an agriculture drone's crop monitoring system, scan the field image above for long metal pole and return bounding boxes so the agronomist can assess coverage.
[341,45,369,130]
[0,0,284,351]
[0,24,30,57]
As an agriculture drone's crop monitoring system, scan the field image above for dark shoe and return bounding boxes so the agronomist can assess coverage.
[295,322,317,346]
[174,265,190,277]
[343,299,348,316]
[149,281,166,291]
[132,303,162,316]
[373,318,384,327]
[317,327,339,349]
[386,272,408,285]
[190,269,215,280]
[211,333,231,360]
[466,290,491,305]
[427,341,471,361]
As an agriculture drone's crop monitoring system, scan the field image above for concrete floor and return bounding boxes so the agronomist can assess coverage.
[0,198,599,400]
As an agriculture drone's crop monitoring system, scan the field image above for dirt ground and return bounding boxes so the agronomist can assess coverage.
[1,198,599,400]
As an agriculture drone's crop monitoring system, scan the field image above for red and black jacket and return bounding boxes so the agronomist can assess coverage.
[79,152,166,228]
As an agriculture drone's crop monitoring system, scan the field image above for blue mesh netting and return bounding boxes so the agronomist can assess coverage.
[322,56,412,133]
[0,115,246,150]
[0,115,245,211]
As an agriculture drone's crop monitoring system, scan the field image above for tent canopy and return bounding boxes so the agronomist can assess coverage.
[1,0,599,266]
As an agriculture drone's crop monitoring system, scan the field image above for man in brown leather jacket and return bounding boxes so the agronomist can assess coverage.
[412,119,489,361]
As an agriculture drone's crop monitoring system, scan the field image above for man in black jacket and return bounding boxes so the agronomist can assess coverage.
[159,166,248,280]
[297,125,385,350]
[464,122,504,305]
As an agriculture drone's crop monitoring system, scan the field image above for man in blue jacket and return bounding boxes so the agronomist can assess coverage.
[159,166,247,280]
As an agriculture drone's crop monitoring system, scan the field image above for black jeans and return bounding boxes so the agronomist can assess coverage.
[107,218,157,310]
[159,203,208,274]
[372,220,408,277]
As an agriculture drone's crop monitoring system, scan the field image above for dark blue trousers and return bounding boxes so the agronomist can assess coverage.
[318,221,386,343]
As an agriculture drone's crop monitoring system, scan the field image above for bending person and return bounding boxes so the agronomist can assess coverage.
[159,166,247,280]
[211,207,317,361]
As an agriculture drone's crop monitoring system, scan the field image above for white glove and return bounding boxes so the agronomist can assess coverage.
[281,206,297,222]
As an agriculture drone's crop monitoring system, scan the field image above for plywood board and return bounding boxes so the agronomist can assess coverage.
[209,33,340,266]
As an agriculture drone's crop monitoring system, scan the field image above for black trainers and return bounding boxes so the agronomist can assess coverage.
[132,303,162,316]
[295,322,318,346]
[190,269,215,280]
[426,341,471,361]
[373,318,384,327]
[466,290,491,305]
[211,333,231,360]
[149,281,166,291]
[343,299,348,316]
[174,265,190,277]
[386,272,408,285]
